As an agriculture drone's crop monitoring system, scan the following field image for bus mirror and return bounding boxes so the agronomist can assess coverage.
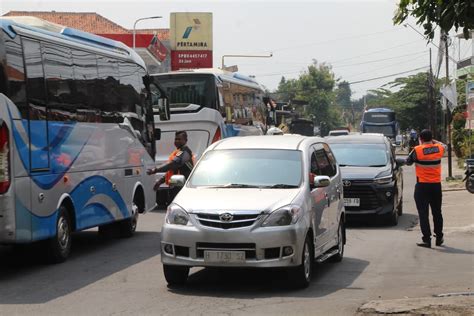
[156,98,170,121]
[155,128,162,141]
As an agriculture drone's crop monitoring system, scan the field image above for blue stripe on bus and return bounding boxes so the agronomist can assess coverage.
[225,124,240,137]
[15,175,129,241]
[75,203,115,231]
[70,175,130,227]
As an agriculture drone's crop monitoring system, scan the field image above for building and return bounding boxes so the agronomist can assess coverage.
[3,11,171,73]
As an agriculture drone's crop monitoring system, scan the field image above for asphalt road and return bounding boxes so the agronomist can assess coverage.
[0,164,473,315]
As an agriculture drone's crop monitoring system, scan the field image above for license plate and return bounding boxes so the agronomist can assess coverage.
[344,198,360,207]
[204,251,245,263]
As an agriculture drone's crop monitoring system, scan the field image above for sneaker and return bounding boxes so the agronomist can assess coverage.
[416,241,431,248]
[435,237,444,246]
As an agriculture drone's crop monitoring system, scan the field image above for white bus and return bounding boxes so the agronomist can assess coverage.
[0,17,169,262]
[151,69,268,204]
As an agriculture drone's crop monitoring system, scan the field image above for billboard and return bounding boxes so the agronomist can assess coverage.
[170,12,212,70]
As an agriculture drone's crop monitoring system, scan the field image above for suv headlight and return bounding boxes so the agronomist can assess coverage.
[166,204,192,226]
[374,175,392,185]
[262,205,302,227]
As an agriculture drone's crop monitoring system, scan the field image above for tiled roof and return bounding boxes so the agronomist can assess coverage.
[134,28,170,41]
[3,11,130,34]
[3,11,171,40]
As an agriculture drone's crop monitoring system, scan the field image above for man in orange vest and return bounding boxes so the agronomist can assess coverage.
[147,131,194,200]
[406,129,446,248]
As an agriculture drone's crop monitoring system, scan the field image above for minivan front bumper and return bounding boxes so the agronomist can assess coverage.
[160,216,307,268]
[343,180,396,217]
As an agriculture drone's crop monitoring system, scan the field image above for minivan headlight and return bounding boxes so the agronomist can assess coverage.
[166,204,192,226]
[262,205,302,227]
[374,175,392,185]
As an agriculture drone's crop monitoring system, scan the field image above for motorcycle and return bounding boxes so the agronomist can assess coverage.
[463,159,474,193]
[408,136,418,153]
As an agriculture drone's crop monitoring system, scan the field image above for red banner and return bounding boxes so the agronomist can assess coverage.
[171,50,212,70]
[147,35,168,62]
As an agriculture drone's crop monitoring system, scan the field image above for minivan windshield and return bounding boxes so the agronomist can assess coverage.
[329,143,388,167]
[189,149,302,188]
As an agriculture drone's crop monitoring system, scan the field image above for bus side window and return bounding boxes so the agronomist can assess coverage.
[43,43,75,121]
[23,38,47,119]
[4,34,27,118]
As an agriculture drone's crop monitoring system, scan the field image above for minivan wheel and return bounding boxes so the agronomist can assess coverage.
[330,220,344,263]
[163,264,189,286]
[397,196,403,216]
[387,195,399,226]
[289,234,313,288]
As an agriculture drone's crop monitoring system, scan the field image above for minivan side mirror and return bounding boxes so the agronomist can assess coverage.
[309,173,331,189]
[169,175,186,187]
[395,157,406,167]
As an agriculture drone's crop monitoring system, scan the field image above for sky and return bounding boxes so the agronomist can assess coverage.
[1,0,473,99]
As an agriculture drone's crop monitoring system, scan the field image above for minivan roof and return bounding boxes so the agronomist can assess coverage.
[325,133,386,144]
[210,135,325,151]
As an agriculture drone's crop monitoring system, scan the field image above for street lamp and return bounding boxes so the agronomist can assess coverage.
[133,16,162,50]
[221,53,273,70]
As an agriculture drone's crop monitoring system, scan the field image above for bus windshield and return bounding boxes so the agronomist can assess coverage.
[363,112,395,123]
[363,124,396,137]
[153,74,216,109]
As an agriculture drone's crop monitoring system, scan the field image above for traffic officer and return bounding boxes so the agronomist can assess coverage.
[405,129,446,248]
[147,130,194,201]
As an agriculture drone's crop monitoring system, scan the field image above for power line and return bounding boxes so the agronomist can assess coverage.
[329,40,422,64]
[272,27,403,53]
[342,53,427,81]
[240,50,427,68]
[255,51,427,78]
[334,50,428,69]
[348,66,429,85]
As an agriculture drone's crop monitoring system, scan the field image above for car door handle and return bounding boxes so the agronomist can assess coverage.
[325,193,330,207]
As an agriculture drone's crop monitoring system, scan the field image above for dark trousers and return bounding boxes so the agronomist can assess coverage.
[414,182,443,241]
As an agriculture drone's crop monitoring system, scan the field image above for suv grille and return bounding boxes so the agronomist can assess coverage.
[196,213,261,229]
[344,185,380,210]
[196,242,256,259]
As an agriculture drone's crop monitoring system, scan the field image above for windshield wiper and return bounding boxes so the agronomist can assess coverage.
[266,184,299,188]
[204,183,260,188]
[367,164,386,167]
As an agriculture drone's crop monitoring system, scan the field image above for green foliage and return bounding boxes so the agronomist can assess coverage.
[393,0,474,39]
[359,72,440,133]
[276,61,345,132]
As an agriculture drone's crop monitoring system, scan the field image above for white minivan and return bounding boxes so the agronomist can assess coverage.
[160,135,346,288]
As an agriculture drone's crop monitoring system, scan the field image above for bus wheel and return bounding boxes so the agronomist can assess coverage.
[47,206,72,263]
[119,202,139,238]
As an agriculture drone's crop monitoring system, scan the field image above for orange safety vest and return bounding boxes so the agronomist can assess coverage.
[164,149,196,185]
[414,143,444,183]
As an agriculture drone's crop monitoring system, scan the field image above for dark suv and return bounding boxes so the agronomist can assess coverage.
[326,134,403,225]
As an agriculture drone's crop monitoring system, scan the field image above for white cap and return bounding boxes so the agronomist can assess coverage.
[267,127,284,135]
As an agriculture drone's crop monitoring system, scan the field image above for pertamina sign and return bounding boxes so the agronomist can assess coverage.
[170,12,213,70]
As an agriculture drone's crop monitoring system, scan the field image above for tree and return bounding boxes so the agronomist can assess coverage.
[296,61,342,130]
[277,76,298,103]
[275,61,344,133]
[393,0,474,39]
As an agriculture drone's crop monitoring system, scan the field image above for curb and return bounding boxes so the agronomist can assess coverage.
[357,295,474,315]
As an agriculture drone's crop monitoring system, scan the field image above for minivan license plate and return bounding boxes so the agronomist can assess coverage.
[344,198,360,207]
[204,251,245,263]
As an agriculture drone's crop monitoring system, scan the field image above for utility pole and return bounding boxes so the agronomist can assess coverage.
[428,48,435,133]
[444,33,453,178]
